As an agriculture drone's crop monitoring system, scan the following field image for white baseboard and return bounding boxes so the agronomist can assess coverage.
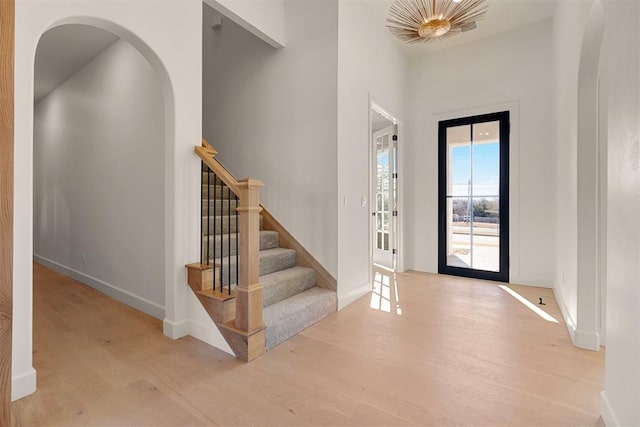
[552,286,601,351]
[34,255,164,320]
[163,318,189,339]
[600,391,620,427]
[338,281,371,310]
[553,286,577,342]
[574,328,600,351]
[12,367,36,401]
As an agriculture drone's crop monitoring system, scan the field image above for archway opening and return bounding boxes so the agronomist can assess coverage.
[33,23,168,321]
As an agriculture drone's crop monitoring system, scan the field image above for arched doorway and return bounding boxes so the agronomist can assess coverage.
[575,0,606,350]
[32,20,173,322]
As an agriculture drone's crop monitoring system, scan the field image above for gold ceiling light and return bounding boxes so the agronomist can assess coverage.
[386,0,488,43]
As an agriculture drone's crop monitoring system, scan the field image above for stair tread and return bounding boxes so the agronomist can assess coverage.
[263,287,337,350]
[202,230,277,239]
[261,266,317,307]
[209,247,295,263]
[197,265,314,295]
[261,265,314,285]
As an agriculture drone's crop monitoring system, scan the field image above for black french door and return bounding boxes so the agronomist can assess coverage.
[438,111,509,282]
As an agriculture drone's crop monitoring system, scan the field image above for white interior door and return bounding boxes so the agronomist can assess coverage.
[372,125,396,269]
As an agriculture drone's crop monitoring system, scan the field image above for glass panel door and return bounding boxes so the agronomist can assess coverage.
[438,112,509,282]
[373,125,395,268]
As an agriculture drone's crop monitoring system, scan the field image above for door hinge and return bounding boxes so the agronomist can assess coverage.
[392,249,396,254]
[392,210,398,217]
[392,173,398,179]
[392,134,398,141]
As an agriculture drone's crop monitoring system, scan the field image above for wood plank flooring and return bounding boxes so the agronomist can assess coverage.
[12,264,605,426]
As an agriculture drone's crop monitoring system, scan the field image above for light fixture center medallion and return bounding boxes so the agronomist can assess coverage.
[419,18,452,38]
[387,0,488,43]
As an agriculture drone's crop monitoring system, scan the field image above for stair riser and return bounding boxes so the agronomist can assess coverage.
[202,232,279,257]
[201,199,239,213]
[263,269,317,307]
[201,215,263,235]
[205,250,298,286]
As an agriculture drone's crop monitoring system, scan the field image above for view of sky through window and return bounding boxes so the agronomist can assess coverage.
[451,142,499,197]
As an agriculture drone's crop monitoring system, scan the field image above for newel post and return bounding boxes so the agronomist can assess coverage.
[235,178,265,335]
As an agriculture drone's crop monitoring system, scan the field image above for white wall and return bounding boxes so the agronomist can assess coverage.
[202,0,339,277]
[405,20,556,288]
[204,0,285,48]
[33,39,165,317]
[553,0,640,424]
[599,1,640,425]
[14,0,203,400]
[336,0,408,307]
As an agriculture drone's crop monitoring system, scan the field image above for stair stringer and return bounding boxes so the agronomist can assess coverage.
[260,207,337,292]
[184,289,235,356]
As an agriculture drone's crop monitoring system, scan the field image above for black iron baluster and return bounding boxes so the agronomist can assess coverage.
[234,194,238,296]
[200,163,204,265]
[212,173,217,291]
[227,185,232,295]
[206,167,211,267]
[219,178,224,292]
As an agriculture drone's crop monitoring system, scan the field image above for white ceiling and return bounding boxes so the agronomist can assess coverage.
[370,0,556,56]
[34,24,118,103]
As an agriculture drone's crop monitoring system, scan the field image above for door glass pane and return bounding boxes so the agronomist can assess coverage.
[447,197,471,268]
[470,120,500,272]
[445,121,501,272]
[471,196,499,272]
[446,125,471,268]
[376,134,390,254]
[446,125,471,198]
[472,121,499,197]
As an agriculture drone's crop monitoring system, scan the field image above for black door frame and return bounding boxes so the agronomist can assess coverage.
[438,111,510,282]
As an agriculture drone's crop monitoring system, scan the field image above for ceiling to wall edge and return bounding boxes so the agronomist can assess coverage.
[34,24,119,104]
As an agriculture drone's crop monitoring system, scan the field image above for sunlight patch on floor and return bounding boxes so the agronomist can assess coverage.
[499,285,559,323]
[370,270,402,315]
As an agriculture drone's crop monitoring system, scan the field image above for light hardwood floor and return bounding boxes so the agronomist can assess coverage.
[12,263,605,426]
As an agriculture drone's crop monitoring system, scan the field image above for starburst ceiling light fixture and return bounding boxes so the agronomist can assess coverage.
[386,0,488,43]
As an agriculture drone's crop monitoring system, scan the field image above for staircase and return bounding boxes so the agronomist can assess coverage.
[186,141,337,360]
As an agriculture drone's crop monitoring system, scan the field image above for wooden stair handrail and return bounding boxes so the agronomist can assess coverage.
[195,139,240,196]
